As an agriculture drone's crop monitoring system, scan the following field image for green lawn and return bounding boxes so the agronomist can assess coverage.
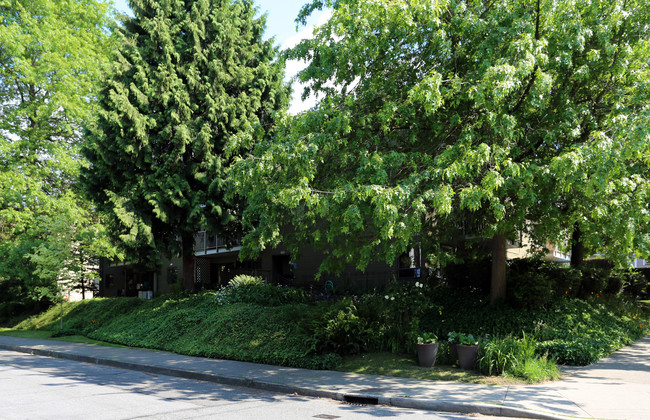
[336,352,530,385]
[0,328,129,348]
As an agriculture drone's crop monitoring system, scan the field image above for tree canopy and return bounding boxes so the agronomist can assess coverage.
[0,0,116,308]
[83,0,289,290]
[231,0,650,300]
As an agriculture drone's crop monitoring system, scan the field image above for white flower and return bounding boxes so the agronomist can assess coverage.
[415,282,421,288]
[390,296,395,301]
[385,295,389,300]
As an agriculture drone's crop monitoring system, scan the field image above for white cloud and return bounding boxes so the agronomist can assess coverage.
[282,10,332,115]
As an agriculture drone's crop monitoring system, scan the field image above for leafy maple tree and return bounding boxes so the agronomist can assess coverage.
[0,0,116,307]
[232,0,650,303]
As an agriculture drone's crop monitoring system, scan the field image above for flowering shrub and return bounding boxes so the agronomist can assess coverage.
[361,280,441,353]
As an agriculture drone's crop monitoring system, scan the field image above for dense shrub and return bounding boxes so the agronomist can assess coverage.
[214,282,311,306]
[442,257,491,294]
[311,298,368,355]
[419,286,648,365]
[596,268,647,297]
[578,266,610,298]
[0,301,28,325]
[506,258,646,305]
[534,298,647,365]
[359,281,438,353]
[603,270,625,295]
[419,286,527,337]
[553,267,583,297]
[637,268,650,298]
[621,270,647,297]
[536,339,599,365]
[508,271,555,309]
[507,259,582,306]
[582,259,614,269]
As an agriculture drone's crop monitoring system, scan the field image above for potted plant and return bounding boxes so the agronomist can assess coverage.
[416,332,439,367]
[454,333,480,370]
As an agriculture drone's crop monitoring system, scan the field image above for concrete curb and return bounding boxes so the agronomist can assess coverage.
[0,343,573,420]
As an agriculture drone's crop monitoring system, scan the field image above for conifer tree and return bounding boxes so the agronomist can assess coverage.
[83,0,288,290]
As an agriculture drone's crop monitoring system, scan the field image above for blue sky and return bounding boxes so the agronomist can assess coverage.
[254,0,325,46]
[112,0,325,46]
[111,0,330,112]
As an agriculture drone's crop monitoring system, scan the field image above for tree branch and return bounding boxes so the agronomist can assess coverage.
[509,0,541,115]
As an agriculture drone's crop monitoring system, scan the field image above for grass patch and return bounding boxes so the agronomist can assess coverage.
[0,328,53,339]
[336,352,526,385]
[55,335,131,347]
[0,328,129,348]
[508,355,561,383]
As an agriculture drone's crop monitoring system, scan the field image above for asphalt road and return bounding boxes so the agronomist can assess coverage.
[0,350,517,420]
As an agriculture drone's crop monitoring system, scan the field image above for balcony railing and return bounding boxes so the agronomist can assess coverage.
[194,231,242,255]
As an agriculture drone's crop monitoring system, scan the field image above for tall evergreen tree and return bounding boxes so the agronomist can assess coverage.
[83,0,288,290]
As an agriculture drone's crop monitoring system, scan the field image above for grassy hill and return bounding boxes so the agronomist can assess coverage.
[12,291,340,370]
[6,279,649,383]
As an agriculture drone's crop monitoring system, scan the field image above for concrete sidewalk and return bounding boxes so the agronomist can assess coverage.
[1,334,649,420]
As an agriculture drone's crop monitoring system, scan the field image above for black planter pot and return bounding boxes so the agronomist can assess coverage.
[416,342,439,367]
[456,344,479,370]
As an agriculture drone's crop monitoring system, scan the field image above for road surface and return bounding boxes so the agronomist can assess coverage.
[0,349,519,419]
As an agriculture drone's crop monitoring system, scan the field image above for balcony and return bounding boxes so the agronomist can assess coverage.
[194,231,242,255]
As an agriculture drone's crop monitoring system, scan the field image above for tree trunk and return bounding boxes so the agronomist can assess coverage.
[181,232,195,292]
[490,234,507,305]
[570,223,585,268]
